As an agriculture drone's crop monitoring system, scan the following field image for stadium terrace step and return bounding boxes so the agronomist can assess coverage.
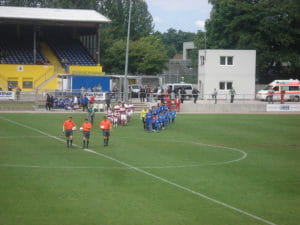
[132,102,149,112]
[0,101,35,111]
[40,42,65,74]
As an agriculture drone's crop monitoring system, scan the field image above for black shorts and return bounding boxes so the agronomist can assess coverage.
[82,131,90,139]
[102,129,110,137]
[65,129,73,137]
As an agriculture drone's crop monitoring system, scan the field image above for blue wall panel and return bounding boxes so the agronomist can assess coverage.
[71,75,110,92]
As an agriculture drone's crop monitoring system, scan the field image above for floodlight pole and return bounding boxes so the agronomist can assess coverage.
[123,0,132,101]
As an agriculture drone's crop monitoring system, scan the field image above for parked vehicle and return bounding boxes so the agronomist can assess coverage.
[256,79,300,102]
[128,84,141,98]
[153,83,193,100]
[164,83,193,99]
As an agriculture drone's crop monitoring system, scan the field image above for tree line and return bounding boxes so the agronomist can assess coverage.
[1,0,299,82]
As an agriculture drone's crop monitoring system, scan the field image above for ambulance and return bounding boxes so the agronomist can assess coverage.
[256,79,300,102]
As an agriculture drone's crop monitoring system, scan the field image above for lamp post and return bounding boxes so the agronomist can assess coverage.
[123,0,132,101]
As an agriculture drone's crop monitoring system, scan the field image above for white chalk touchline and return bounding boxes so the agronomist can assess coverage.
[0,117,277,225]
[0,134,247,169]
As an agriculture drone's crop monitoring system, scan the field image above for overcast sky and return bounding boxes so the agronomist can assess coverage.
[145,0,212,33]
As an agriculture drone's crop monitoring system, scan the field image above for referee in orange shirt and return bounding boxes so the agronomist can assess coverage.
[62,116,76,148]
[81,118,92,149]
[99,116,112,147]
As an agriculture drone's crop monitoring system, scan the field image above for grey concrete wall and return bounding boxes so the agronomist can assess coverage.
[181,103,266,113]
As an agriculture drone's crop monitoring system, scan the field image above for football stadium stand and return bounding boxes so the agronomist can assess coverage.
[0,39,47,65]
[0,6,110,92]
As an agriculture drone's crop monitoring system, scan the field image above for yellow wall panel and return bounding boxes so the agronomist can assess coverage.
[0,64,54,91]
[69,65,104,74]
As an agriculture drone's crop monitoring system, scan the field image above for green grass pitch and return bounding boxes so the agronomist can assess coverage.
[0,113,299,225]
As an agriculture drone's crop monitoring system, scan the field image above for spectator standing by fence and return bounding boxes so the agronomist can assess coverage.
[140,86,146,102]
[112,87,119,102]
[105,92,111,109]
[50,94,54,110]
[82,95,89,111]
[46,93,51,110]
[15,86,21,101]
[192,88,199,104]
[179,88,186,104]
[229,87,236,103]
[267,88,274,104]
[212,88,218,104]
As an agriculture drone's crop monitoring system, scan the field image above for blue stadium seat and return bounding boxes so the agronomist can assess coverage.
[47,39,96,66]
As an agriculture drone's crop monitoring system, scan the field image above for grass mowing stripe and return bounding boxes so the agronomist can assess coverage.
[0,116,278,225]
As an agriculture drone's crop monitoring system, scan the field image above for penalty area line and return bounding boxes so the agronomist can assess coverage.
[0,116,277,225]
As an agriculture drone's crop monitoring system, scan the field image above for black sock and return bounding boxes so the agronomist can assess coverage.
[70,140,72,146]
[83,140,85,148]
[87,141,89,148]
[67,140,69,147]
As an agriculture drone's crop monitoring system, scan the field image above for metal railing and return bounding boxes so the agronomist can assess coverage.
[0,73,7,89]
[33,67,55,90]
[5,89,299,105]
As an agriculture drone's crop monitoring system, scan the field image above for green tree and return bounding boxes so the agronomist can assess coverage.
[98,0,153,41]
[97,0,154,73]
[194,30,206,49]
[204,0,300,82]
[158,29,196,57]
[105,35,168,75]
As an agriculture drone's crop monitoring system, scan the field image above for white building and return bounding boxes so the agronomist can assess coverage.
[183,42,195,60]
[198,49,256,100]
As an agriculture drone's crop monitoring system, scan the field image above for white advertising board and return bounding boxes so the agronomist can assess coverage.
[86,92,106,101]
[0,91,15,100]
[266,104,300,112]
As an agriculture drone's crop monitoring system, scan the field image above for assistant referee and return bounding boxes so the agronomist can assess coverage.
[62,116,76,148]
[99,116,112,147]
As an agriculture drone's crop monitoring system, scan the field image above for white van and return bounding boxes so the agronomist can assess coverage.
[154,83,193,99]
[256,79,300,102]
[128,84,141,98]
[165,83,193,97]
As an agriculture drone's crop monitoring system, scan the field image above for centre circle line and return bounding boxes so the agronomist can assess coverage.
[0,116,276,225]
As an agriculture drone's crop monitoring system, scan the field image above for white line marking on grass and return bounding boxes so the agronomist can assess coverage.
[0,117,277,225]
[0,135,49,139]
[0,133,248,169]
[118,138,248,169]
[0,163,129,170]
[0,140,247,169]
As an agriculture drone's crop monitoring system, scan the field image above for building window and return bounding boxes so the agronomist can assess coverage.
[23,81,33,89]
[220,56,226,65]
[227,56,233,65]
[219,81,233,90]
[8,81,18,89]
[220,56,234,65]
[219,82,225,90]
